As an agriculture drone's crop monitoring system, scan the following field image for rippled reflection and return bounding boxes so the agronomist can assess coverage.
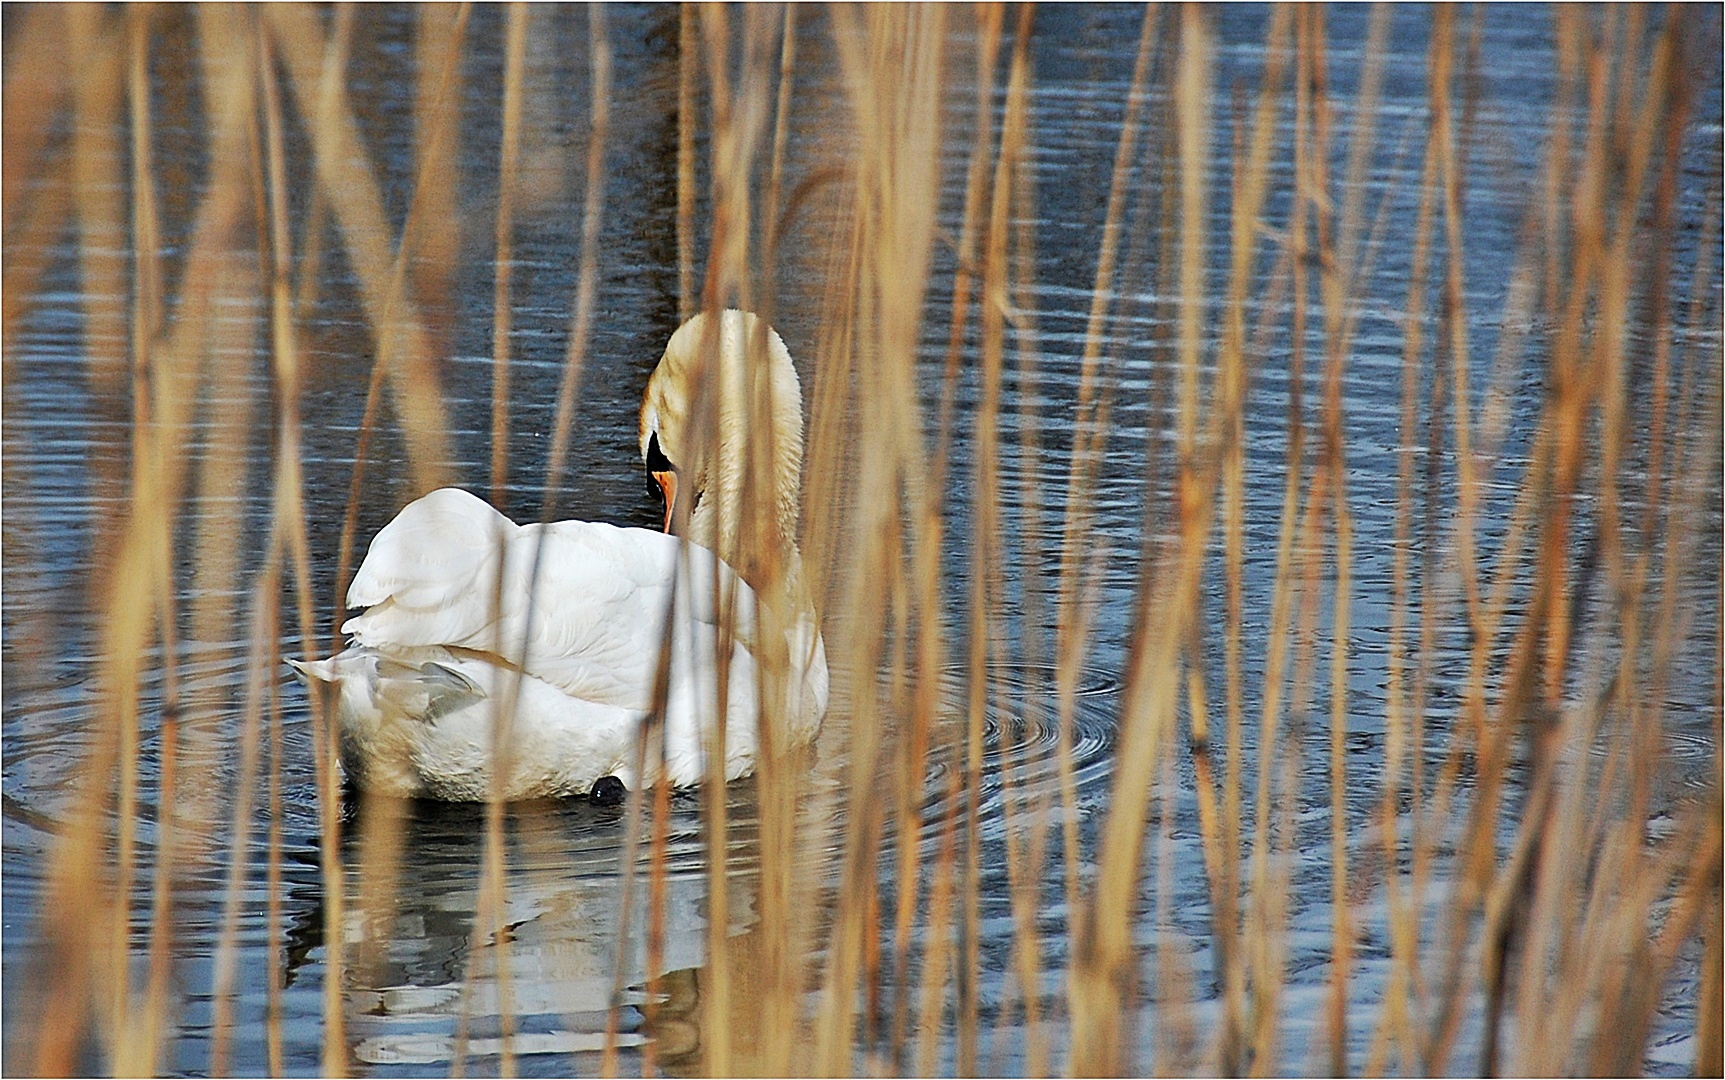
[296,662,1122,1074]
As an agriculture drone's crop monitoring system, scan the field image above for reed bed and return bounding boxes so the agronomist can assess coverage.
[2,4,1720,1076]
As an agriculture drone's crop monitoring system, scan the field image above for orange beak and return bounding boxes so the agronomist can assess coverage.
[653,470,677,533]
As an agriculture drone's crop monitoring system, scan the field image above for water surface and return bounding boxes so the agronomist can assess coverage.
[3,5,1720,1075]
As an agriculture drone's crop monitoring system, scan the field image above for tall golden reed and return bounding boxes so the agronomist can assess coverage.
[2,4,1718,1076]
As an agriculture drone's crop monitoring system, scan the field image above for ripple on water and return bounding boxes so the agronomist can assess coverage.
[913,663,1120,849]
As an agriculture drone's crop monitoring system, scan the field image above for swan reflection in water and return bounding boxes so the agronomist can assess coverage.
[302,781,783,1073]
[276,664,1106,1073]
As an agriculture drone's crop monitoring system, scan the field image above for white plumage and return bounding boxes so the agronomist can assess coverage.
[292,312,827,800]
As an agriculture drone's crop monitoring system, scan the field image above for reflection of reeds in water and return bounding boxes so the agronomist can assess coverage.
[4,4,1720,1076]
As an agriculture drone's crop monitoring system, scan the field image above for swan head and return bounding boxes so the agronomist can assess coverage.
[638,310,806,584]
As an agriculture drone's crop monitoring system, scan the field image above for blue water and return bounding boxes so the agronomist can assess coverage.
[3,5,1720,1075]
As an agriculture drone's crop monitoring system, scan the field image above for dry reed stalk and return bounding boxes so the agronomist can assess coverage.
[294,5,369,656]
[203,18,291,1069]
[969,22,1019,1068]
[1404,124,1452,1075]
[139,667,188,1046]
[1705,543,1725,1076]
[1397,10,1723,1075]
[678,3,698,321]
[538,4,609,514]
[1046,25,1159,1052]
[413,2,465,356]
[1368,155,1435,1080]
[139,0,270,710]
[264,3,453,496]
[1677,168,1724,1080]
[1156,753,1207,1074]
[0,3,66,248]
[598,613,679,1078]
[1481,19,1605,1072]
[1418,433,1552,1068]
[991,785,1053,1075]
[740,8,821,1074]
[26,542,141,1071]
[467,8,612,1075]
[1511,25,1670,1075]
[1124,58,1190,1052]
[929,1,1003,452]
[1069,9,1218,1074]
[63,5,129,558]
[798,213,865,1068]
[886,7,1001,1066]
[669,10,764,1074]
[490,2,528,506]
[451,12,525,1068]
[998,43,1063,1070]
[1312,24,1357,1078]
[208,549,276,1074]
[208,562,276,1069]
[909,6,1020,1068]
[1610,23,1680,854]
[1370,20,1447,1075]
[1300,4,1383,1068]
[909,763,964,1076]
[0,161,70,373]
[1410,12,1493,1069]
[1706,881,1725,1075]
[956,9,1037,1069]
[1234,7,1324,1071]
[1590,101,1720,1080]
[803,6,946,1073]
[5,24,120,1071]
[173,3,268,945]
[980,5,1153,1071]
[0,8,106,1014]
[1469,240,1540,476]
[1059,2,1155,596]
[110,10,165,1069]
[1668,173,1722,535]
[763,6,797,273]
[1242,22,1368,1076]
[0,5,73,363]
[1185,9,1293,1073]
[641,763,672,1076]
[1001,40,1047,670]
[1637,27,1700,567]
[1621,16,1697,843]
[295,184,331,314]
[685,9,782,1069]
[256,17,349,1070]
[18,2,244,1058]
[1542,6,1583,314]
[455,789,515,1076]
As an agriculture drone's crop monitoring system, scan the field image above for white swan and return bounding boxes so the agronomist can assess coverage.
[292,311,827,800]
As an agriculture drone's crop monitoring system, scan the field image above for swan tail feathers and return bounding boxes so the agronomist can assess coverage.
[286,657,342,684]
[373,659,486,722]
[290,649,488,727]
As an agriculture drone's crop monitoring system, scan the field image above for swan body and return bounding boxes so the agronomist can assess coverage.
[293,312,827,800]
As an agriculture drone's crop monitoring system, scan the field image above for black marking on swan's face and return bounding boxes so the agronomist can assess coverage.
[644,432,674,505]
[645,431,673,474]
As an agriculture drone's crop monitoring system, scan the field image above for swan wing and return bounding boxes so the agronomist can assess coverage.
[506,519,760,709]
[342,487,515,643]
[341,488,762,712]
